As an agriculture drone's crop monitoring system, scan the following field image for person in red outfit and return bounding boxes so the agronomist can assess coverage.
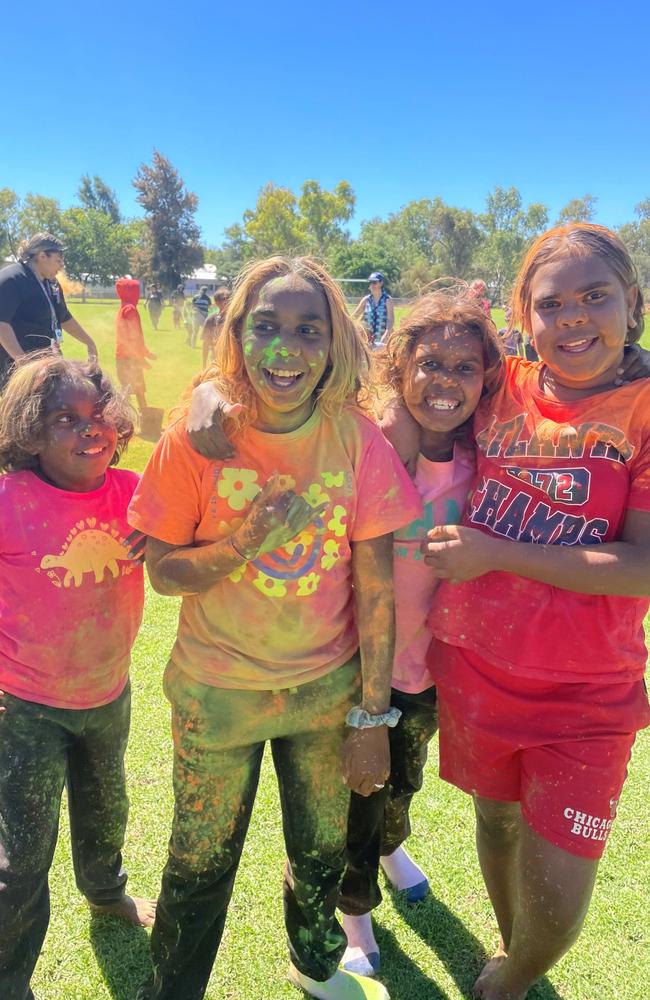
[114,278,156,415]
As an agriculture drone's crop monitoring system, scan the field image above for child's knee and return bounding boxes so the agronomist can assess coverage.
[474,796,521,844]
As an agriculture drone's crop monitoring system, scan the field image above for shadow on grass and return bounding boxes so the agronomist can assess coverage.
[376,891,566,1000]
[88,912,152,1000]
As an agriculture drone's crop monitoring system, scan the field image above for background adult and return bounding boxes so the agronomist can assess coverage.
[0,233,98,388]
[170,284,185,330]
[190,285,211,348]
[201,286,230,370]
[353,271,395,347]
[146,284,164,330]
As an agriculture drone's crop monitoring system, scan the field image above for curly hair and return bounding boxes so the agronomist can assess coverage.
[0,353,135,473]
[511,223,645,343]
[194,256,372,426]
[376,287,504,443]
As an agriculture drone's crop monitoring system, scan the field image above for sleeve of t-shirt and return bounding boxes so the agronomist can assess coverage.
[0,274,21,324]
[351,420,423,541]
[55,285,73,324]
[627,432,650,513]
[128,422,209,545]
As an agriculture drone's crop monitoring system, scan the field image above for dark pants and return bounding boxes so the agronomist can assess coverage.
[139,658,360,1000]
[339,684,438,915]
[0,684,131,1000]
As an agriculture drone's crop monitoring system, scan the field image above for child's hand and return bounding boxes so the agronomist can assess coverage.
[380,399,420,477]
[422,524,500,582]
[342,727,390,797]
[614,344,650,386]
[123,529,146,563]
[232,475,327,559]
[187,382,243,460]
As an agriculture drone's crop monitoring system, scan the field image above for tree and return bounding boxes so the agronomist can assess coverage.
[556,195,597,226]
[133,151,203,289]
[0,188,21,259]
[298,180,355,254]
[61,208,135,299]
[18,195,64,241]
[242,183,303,255]
[78,174,121,223]
[475,187,548,301]
[328,239,401,295]
[619,199,650,292]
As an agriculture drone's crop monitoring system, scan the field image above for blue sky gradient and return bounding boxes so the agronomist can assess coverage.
[4,0,648,243]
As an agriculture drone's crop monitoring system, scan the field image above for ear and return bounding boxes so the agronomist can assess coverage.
[626,284,639,329]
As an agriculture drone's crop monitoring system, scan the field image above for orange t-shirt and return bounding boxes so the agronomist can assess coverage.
[129,407,422,690]
[428,357,650,683]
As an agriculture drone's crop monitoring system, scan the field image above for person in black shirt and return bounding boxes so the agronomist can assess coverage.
[190,286,211,349]
[0,233,98,387]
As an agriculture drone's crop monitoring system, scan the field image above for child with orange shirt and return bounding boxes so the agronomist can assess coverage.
[399,225,650,999]
[0,354,155,1000]
[129,257,421,1000]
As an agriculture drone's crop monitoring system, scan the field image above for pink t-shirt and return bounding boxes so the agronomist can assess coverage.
[393,446,476,693]
[128,407,422,691]
[0,468,144,709]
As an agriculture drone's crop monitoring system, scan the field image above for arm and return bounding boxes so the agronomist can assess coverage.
[423,508,650,597]
[62,316,98,360]
[379,397,421,476]
[342,533,394,796]
[0,321,26,360]
[186,381,243,460]
[145,476,327,596]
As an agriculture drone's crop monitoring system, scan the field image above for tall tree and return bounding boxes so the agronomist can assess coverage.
[61,208,135,300]
[242,183,303,255]
[18,195,64,240]
[475,186,548,301]
[298,180,355,254]
[0,188,21,259]
[619,199,650,291]
[556,194,597,225]
[78,175,121,223]
[133,151,203,289]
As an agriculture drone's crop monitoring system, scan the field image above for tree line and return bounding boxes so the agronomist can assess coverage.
[2,151,649,301]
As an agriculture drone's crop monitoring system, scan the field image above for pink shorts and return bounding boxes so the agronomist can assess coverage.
[427,639,650,859]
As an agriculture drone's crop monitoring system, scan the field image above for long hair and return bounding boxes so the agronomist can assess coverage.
[0,352,135,472]
[511,223,645,343]
[194,256,372,426]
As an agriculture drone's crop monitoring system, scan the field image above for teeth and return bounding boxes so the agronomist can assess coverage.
[561,338,593,351]
[267,368,302,377]
[426,398,460,410]
[81,447,104,455]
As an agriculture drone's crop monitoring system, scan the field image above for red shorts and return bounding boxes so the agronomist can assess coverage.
[426,638,650,859]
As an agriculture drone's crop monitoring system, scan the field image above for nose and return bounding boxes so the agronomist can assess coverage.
[431,367,459,386]
[275,331,302,356]
[559,302,588,326]
[79,421,101,437]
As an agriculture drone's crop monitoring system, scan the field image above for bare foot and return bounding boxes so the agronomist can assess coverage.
[89,895,157,928]
[473,947,508,998]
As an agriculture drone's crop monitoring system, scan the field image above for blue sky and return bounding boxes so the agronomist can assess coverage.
[3,0,648,244]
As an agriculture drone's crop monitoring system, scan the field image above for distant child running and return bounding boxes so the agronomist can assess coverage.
[420,225,650,999]
[0,354,155,1000]
[129,256,421,1000]
[339,291,503,977]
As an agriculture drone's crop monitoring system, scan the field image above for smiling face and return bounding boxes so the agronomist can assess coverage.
[34,383,118,492]
[241,274,332,432]
[402,324,485,460]
[529,255,638,393]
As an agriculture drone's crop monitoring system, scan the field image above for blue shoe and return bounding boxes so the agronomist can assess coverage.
[403,878,430,904]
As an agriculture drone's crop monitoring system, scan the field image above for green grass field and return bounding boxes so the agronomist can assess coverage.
[31,300,649,1000]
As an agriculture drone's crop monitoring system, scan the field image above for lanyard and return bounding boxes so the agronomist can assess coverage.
[33,272,61,342]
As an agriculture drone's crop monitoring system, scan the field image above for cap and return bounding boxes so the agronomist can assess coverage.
[368,272,384,283]
[19,232,66,260]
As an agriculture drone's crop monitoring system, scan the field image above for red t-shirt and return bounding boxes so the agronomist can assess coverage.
[428,357,650,683]
[0,468,144,708]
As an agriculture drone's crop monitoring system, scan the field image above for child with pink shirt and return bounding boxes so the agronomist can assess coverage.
[338,291,503,976]
[0,353,155,1000]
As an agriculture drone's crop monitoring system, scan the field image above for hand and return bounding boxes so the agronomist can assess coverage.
[379,399,420,477]
[614,344,650,386]
[123,529,146,563]
[422,524,500,583]
[232,475,327,559]
[87,343,99,362]
[187,382,243,460]
[342,727,390,797]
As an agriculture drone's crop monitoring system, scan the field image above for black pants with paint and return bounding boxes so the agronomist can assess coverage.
[0,684,131,1000]
[339,684,438,916]
[138,658,360,1000]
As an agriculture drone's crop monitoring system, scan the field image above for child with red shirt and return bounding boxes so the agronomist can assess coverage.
[129,256,421,1000]
[421,225,650,1000]
[115,277,157,415]
[338,291,503,976]
[0,354,155,1000]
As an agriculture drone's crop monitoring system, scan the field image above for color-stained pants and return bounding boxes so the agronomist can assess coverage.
[139,658,360,1000]
[0,684,131,1000]
[339,684,438,915]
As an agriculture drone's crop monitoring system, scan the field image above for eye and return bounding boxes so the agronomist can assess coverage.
[420,359,439,370]
[252,321,276,335]
[298,325,321,338]
[458,363,479,373]
[585,290,605,302]
[55,413,74,423]
[537,299,559,311]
